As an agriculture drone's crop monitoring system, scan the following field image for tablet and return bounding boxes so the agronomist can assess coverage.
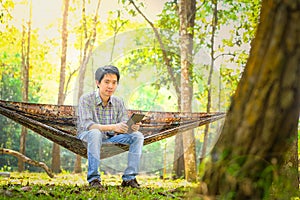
[126,113,145,129]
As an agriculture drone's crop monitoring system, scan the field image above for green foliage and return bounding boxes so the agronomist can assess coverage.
[128,83,177,111]
[23,132,52,172]
[114,1,181,98]
[0,0,265,178]
[117,0,260,114]
[0,0,14,23]
[192,0,261,112]
[157,1,179,31]
[0,16,53,172]
[0,51,22,171]
[107,10,129,34]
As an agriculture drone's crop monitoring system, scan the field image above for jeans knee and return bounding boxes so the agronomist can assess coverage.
[132,131,144,142]
[88,129,103,141]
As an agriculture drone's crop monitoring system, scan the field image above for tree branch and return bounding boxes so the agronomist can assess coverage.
[0,148,54,178]
[214,53,235,61]
[128,0,181,102]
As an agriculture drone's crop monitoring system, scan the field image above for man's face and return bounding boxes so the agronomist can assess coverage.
[96,73,118,99]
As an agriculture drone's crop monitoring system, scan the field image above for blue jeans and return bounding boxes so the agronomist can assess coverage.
[77,129,144,183]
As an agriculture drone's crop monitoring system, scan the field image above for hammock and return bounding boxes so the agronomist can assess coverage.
[0,100,225,159]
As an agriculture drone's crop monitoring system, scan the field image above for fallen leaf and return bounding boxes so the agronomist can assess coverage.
[21,186,32,192]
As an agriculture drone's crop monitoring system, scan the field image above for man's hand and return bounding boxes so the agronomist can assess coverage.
[130,124,140,132]
[114,122,128,133]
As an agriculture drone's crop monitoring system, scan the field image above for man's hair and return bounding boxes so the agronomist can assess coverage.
[95,65,120,83]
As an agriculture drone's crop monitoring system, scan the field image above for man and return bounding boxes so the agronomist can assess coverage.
[77,65,144,189]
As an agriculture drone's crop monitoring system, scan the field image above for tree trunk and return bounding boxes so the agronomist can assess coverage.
[18,127,27,171]
[52,0,70,173]
[172,133,185,179]
[179,0,196,182]
[18,0,31,172]
[73,0,101,173]
[199,0,300,199]
[201,0,218,164]
[74,155,82,173]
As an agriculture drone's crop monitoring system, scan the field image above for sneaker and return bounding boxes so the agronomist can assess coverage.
[121,178,140,188]
[89,179,103,189]
[133,178,140,187]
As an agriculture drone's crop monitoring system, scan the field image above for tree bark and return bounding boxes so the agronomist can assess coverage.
[52,0,70,173]
[281,135,299,190]
[179,0,197,182]
[199,0,300,199]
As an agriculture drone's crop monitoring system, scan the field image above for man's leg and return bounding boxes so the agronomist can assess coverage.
[107,132,144,181]
[78,129,104,183]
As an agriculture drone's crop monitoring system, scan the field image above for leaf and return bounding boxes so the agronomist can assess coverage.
[35,189,49,196]
[20,186,32,192]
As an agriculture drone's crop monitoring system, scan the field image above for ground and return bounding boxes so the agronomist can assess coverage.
[0,172,197,199]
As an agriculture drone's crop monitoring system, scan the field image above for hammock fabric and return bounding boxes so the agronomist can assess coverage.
[0,100,225,159]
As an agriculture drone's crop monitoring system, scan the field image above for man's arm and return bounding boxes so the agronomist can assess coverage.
[77,94,96,132]
[89,123,128,133]
[89,124,115,132]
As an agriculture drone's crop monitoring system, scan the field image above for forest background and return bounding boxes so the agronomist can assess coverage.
[0,0,298,183]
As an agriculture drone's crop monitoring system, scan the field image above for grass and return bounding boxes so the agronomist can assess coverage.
[0,172,197,199]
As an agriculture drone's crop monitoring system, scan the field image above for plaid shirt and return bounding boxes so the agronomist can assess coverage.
[77,91,128,136]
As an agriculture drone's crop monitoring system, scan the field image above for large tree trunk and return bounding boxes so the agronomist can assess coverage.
[52,0,70,173]
[199,0,300,199]
[18,0,31,172]
[179,0,197,182]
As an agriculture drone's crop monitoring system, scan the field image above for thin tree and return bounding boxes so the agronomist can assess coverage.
[200,0,218,163]
[109,10,128,62]
[74,0,101,173]
[52,0,70,173]
[18,0,31,172]
[199,0,300,198]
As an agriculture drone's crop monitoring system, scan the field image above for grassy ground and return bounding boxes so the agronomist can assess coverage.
[0,172,197,199]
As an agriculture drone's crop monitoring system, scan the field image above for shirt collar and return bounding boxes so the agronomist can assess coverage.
[95,91,113,106]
